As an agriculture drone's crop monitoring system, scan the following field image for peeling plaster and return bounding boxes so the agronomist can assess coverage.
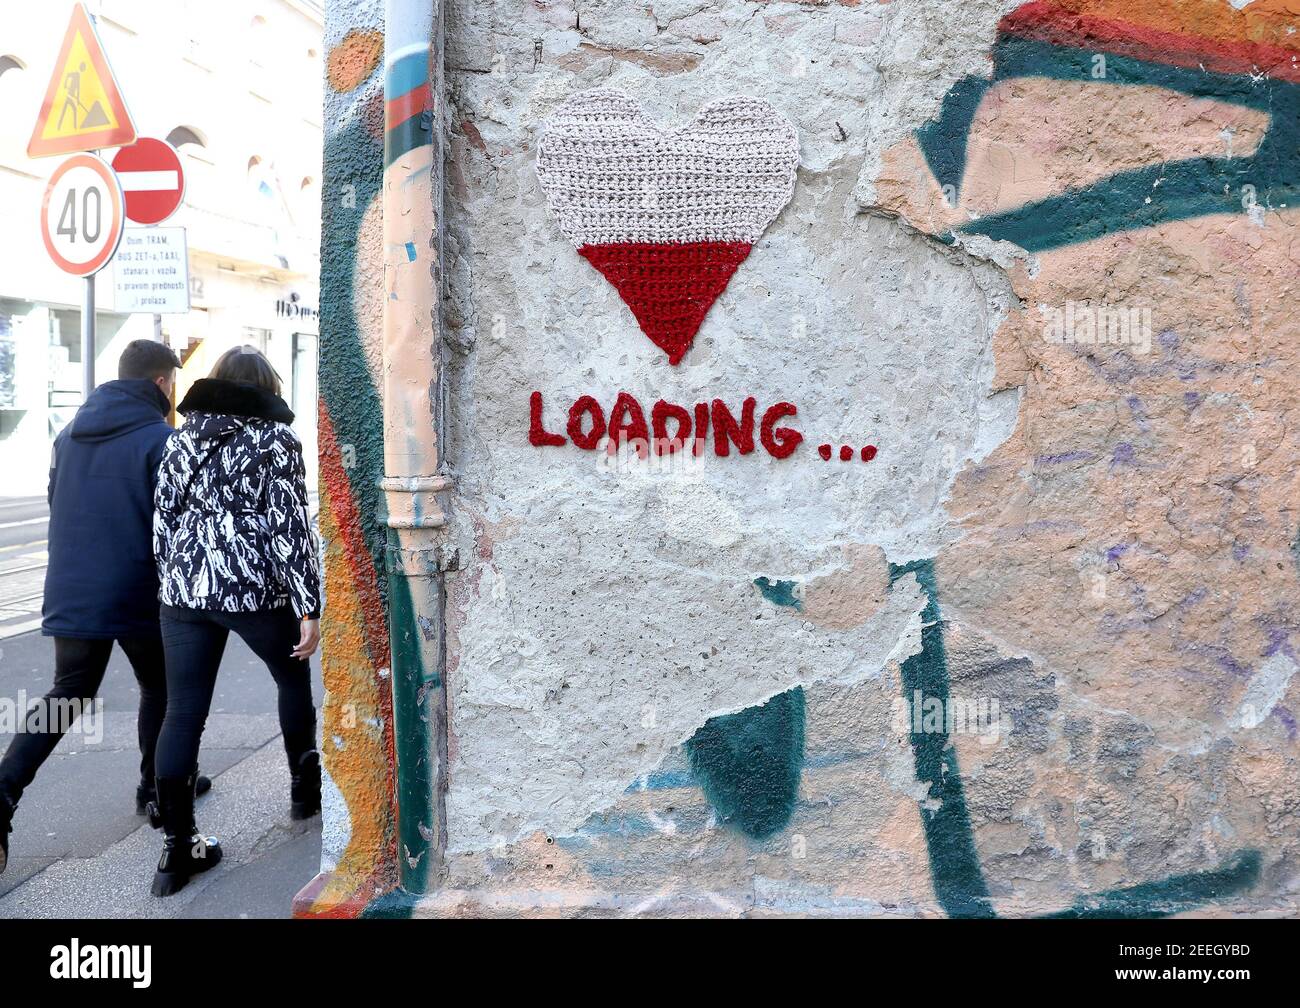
[441,0,1024,850]
[447,560,925,848]
[1236,652,1297,732]
[317,0,1300,916]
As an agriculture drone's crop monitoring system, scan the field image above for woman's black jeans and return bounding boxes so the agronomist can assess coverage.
[156,604,316,780]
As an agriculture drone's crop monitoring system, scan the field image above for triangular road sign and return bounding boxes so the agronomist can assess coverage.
[27,3,136,158]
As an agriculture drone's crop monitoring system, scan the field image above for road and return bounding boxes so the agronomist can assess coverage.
[0,496,322,918]
[0,497,49,641]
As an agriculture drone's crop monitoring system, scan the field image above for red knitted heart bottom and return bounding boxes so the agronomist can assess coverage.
[579,241,753,365]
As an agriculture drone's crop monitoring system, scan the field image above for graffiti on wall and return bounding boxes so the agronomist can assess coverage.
[302,5,445,915]
[536,0,1289,917]
[915,0,1299,253]
[867,0,1297,915]
[306,0,1298,918]
[294,16,398,917]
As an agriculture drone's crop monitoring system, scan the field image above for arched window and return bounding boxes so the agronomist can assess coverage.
[297,176,320,232]
[0,56,30,168]
[247,156,275,219]
[249,15,269,67]
[166,125,207,150]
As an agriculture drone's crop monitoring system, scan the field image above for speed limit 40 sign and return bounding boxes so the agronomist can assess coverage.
[40,153,125,276]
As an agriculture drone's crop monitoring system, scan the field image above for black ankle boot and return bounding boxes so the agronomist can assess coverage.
[0,793,13,876]
[150,774,222,898]
[138,771,212,819]
[289,750,321,820]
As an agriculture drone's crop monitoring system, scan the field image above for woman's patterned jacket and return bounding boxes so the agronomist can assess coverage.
[153,378,320,620]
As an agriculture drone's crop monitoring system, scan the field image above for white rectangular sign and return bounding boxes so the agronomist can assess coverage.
[112,227,190,314]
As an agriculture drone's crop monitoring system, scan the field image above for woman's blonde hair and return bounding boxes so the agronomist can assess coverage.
[210,345,283,397]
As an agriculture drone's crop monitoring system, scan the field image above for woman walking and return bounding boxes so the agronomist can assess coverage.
[150,345,321,896]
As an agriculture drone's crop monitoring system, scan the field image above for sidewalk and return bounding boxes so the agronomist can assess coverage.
[0,629,321,918]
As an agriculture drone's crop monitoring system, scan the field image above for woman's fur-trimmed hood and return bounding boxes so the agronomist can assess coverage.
[177,378,295,425]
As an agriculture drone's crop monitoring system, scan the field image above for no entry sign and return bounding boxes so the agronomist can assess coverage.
[40,153,124,276]
[111,138,185,225]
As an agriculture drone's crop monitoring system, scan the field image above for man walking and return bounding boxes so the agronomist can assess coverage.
[0,340,209,874]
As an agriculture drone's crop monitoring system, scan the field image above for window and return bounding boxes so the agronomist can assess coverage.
[166,125,207,151]
[0,56,30,169]
[0,309,15,409]
[242,328,270,354]
[248,15,274,96]
[179,0,216,70]
[250,16,268,52]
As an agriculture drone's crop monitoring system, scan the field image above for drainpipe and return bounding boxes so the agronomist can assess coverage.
[379,0,451,896]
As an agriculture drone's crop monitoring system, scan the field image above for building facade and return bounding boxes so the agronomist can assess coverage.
[9,0,1289,922]
[299,0,1300,918]
[0,0,323,495]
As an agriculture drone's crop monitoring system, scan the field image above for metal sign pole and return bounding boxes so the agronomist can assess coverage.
[81,146,100,398]
[82,273,95,396]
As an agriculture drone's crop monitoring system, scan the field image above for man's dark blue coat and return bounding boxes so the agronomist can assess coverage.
[41,379,173,639]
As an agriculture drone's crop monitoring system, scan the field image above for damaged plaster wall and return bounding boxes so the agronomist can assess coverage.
[870,0,1300,914]
[441,0,1021,852]
[314,0,1300,917]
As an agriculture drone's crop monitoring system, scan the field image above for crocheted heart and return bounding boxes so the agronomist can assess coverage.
[537,91,799,365]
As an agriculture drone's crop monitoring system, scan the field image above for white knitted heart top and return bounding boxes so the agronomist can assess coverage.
[536,90,800,248]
